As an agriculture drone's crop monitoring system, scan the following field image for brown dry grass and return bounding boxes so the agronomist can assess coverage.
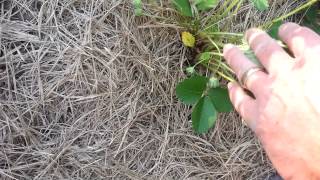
[0,0,306,179]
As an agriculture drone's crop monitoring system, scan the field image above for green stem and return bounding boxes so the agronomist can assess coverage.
[207,37,221,55]
[203,0,238,28]
[216,0,233,17]
[204,32,243,37]
[232,0,244,16]
[198,52,234,73]
[208,52,223,56]
[194,57,208,67]
[198,51,234,73]
[210,61,234,73]
[220,0,241,19]
[216,71,235,82]
[207,36,223,72]
[203,64,235,82]
[261,0,318,28]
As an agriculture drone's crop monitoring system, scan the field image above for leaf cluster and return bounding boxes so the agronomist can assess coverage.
[176,75,232,133]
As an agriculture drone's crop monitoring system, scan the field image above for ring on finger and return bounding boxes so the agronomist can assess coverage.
[240,66,265,89]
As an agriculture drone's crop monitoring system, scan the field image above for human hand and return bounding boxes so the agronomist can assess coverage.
[223,23,320,179]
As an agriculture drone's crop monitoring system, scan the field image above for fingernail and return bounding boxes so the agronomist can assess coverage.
[279,22,299,36]
[278,23,290,35]
[223,44,234,52]
[245,28,262,42]
[227,82,233,90]
[244,30,251,41]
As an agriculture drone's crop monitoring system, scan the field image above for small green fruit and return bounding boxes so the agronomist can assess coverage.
[208,77,219,88]
[186,67,195,75]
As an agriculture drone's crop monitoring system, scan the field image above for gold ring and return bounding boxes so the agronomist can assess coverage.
[240,67,265,89]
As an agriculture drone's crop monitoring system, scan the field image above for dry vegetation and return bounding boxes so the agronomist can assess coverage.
[0,0,305,179]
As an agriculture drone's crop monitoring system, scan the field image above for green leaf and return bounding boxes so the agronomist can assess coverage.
[133,0,142,16]
[244,49,262,66]
[208,87,233,112]
[239,42,262,66]
[197,52,212,64]
[172,0,193,17]
[176,75,208,105]
[302,3,320,34]
[192,96,218,133]
[268,21,282,39]
[250,0,269,11]
[305,3,318,21]
[195,0,219,11]
[239,40,262,66]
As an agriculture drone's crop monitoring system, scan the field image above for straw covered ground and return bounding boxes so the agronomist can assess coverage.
[0,0,306,179]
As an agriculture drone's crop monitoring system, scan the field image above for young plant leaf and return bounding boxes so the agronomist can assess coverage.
[195,0,219,11]
[250,0,269,11]
[176,75,208,105]
[133,0,142,16]
[208,87,233,112]
[242,46,262,66]
[197,52,212,64]
[192,96,218,133]
[239,41,262,66]
[268,21,282,39]
[172,0,193,17]
[244,49,263,66]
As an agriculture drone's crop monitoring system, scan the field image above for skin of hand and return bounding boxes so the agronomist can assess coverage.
[223,23,320,180]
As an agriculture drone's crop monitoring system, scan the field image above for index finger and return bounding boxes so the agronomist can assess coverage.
[246,28,294,74]
[279,23,320,62]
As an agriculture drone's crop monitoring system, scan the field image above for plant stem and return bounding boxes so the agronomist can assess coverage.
[210,61,234,73]
[203,0,237,30]
[208,52,223,56]
[216,0,233,17]
[232,0,244,16]
[220,0,241,19]
[261,0,318,28]
[216,71,235,82]
[203,64,235,82]
[207,36,223,72]
[204,32,243,37]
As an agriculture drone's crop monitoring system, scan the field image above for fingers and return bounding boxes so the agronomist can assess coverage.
[279,22,320,60]
[246,28,294,74]
[223,44,268,96]
[228,82,258,131]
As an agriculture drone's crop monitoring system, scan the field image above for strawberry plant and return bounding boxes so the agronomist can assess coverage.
[133,0,318,133]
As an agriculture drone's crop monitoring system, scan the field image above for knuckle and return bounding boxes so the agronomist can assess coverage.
[248,31,265,46]
[246,72,267,89]
[254,39,278,59]
[254,39,273,53]
[246,28,262,40]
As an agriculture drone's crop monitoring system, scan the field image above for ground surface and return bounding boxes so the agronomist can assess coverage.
[0,0,304,179]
